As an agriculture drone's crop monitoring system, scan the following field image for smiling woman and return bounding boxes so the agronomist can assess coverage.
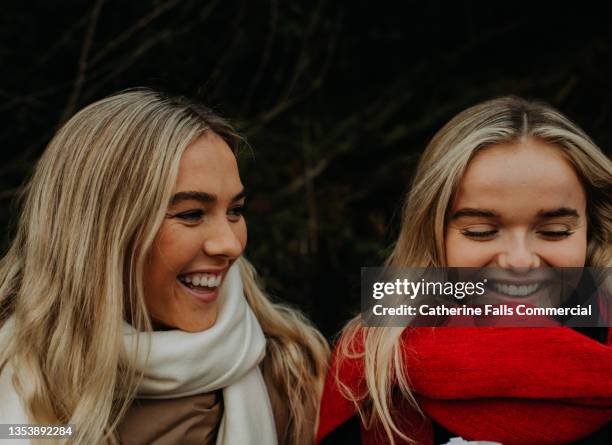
[317,96,612,445]
[0,89,328,445]
[445,138,588,269]
[144,132,248,332]
[445,138,589,308]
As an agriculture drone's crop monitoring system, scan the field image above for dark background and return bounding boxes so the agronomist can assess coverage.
[1,1,611,338]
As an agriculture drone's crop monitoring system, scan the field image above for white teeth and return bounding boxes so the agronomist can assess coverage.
[179,273,222,288]
[492,282,541,297]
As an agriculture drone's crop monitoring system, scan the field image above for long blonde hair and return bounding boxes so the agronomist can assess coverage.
[337,96,612,444]
[0,89,329,444]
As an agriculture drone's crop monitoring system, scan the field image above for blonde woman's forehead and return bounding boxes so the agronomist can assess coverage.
[451,138,587,217]
[182,131,236,165]
[173,131,243,201]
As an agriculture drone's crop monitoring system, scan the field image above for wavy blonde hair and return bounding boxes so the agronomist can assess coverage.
[336,96,612,444]
[0,89,329,444]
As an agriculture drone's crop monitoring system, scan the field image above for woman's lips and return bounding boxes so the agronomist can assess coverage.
[480,280,552,305]
[177,278,219,304]
[487,281,545,297]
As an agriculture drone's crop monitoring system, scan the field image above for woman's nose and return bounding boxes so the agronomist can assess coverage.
[202,220,244,259]
[496,236,541,271]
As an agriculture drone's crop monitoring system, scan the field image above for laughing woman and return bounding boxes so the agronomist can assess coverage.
[0,89,328,445]
[317,96,612,445]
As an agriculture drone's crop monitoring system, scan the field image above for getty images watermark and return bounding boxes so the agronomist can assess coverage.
[361,267,611,327]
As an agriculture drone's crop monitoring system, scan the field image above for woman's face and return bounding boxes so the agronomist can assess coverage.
[445,138,587,303]
[143,131,247,332]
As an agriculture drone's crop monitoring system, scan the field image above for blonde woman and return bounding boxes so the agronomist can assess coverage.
[0,89,329,445]
[317,97,612,445]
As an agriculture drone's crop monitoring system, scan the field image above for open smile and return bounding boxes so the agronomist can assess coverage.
[176,271,225,304]
[487,281,548,298]
[481,279,552,305]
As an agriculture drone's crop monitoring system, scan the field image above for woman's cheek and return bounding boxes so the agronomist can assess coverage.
[445,233,491,267]
[539,239,587,267]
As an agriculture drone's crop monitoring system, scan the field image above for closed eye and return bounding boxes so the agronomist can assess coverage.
[461,229,574,240]
[461,229,498,239]
[538,230,574,239]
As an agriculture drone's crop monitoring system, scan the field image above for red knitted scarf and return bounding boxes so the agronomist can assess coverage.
[317,327,612,445]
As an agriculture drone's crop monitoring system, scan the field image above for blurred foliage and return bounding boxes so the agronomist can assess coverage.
[1,0,611,336]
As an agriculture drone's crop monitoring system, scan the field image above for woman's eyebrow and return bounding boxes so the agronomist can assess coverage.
[537,207,579,219]
[450,208,498,219]
[449,207,580,220]
[170,189,246,206]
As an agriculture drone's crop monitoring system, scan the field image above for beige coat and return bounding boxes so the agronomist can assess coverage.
[0,355,308,445]
[117,354,294,445]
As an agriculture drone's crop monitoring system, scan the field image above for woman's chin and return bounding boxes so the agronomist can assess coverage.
[177,310,218,332]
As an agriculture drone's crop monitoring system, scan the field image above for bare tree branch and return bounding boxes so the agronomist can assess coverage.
[83,5,220,102]
[303,123,319,255]
[36,14,90,68]
[89,0,183,67]
[239,0,279,117]
[59,0,105,125]
[0,187,23,202]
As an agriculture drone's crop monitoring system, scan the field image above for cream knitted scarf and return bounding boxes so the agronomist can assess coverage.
[122,262,278,445]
